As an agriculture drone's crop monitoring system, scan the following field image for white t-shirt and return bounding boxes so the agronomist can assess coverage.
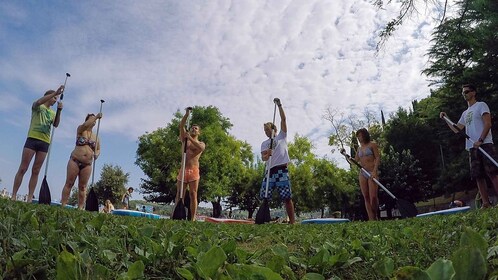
[458,101,493,150]
[260,130,290,169]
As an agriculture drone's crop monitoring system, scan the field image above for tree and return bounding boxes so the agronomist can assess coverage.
[379,146,432,206]
[94,164,130,205]
[373,0,450,50]
[225,161,264,219]
[312,158,357,218]
[324,107,381,154]
[136,106,254,217]
[382,107,440,189]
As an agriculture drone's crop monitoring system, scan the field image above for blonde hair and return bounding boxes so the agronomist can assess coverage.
[264,122,276,131]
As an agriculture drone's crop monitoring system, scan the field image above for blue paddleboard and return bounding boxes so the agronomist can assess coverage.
[111,209,160,219]
[416,206,471,217]
[301,218,350,224]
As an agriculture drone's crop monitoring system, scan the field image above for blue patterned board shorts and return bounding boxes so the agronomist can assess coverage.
[260,165,292,200]
[469,143,498,179]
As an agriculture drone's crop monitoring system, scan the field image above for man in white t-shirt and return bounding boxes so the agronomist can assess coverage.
[260,98,295,224]
[440,84,498,208]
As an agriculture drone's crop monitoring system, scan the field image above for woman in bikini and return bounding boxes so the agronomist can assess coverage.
[61,113,102,209]
[355,128,380,221]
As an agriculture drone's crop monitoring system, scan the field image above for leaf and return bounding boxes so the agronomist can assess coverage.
[196,246,227,279]
[226,264,283,280]
[140,225,155,238]
[176,267,194,280]
[451,247,487,280]
[271,243,289,261]
[221,239,237,255]
[425,259,455,280]
[309,248,330,267]
[266,255,285,273]
[88,214,106,231]
[459,227,488,257]
[373,257,394,277]
[103,250,117,262]
[394,266,431,280]
[234,248,248,263]
[302,273,325,280]
[56,251,79,280]
[126,260,145,279]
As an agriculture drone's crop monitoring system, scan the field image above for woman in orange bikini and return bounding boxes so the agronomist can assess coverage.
[61,113,102,209]
[355,128,380,221]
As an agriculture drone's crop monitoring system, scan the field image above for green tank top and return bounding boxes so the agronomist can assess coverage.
[27,104,55,144]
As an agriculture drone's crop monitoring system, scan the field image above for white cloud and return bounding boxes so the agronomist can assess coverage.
[0,0,457,200]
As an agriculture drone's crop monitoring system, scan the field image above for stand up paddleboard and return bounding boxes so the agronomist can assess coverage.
[204,217,255,224]
[301,218,350,224]
[32,199,76,209]
[112,209,160,219]
[416,206,471,218]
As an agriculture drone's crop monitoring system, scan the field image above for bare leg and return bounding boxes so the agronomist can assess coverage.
[359,174,375,220]
[12,148,36,200]
[368,178,379,220]
[188,181,200,221]
[284,198,295,224]
[61,159,80,207]
[476,178,491,208]
[77,165,92,210]
[26,151,47,202]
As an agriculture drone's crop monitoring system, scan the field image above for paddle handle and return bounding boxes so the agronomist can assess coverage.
[179,111,192,199]
[91,101,104,187]
[264,102,278,198]
[340,149,397,200]
[442,115,498,168]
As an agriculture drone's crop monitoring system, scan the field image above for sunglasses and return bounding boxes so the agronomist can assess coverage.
[462,90,473,94]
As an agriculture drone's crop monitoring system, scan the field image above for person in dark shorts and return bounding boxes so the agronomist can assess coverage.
[441,83,498,208]
[11,86,64,202]
[260,98,295,224]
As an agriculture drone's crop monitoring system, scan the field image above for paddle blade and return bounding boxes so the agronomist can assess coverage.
[397,199,418,218]
[38,176,52,205]
[172,200,187,220]
[255,199,271,224]
[85,188,99,212]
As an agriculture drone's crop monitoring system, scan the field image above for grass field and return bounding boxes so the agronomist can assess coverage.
[0,198,497,279]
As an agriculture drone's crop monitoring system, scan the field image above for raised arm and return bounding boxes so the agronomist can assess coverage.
[179,107,192,140]
[32,85,64,109]
[77,113,102,134]
[274,98,287,133]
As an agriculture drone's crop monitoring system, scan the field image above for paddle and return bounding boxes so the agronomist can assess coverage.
[340,149,418,218]
[85,99,104,211]
[442,115,498,168]
[255,100,278,224]
[172,107,192,220]
[39,73,70,204]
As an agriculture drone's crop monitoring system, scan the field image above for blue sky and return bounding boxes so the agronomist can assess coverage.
[0,1,452,201]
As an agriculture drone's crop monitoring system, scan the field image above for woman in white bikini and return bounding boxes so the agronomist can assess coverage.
[61,113,102,209]
[355,128,381,221]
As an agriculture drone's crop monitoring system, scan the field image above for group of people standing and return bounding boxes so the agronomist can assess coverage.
[10,84,102,209]
[355,83,498,221]
[9,82,498,223]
